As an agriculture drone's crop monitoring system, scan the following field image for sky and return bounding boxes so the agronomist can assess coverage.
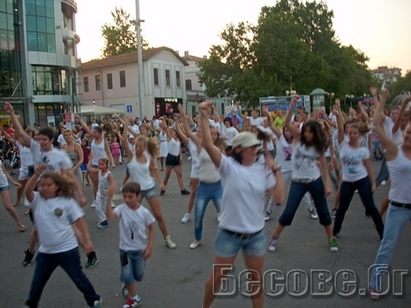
[76,0,411,74]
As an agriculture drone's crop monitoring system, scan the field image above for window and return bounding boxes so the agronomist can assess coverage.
[25,0,55,53]
[107,73,113,89]
[95,75,101,91]
[153,68,159,85]
[120,71,126,88]
[31,65,69,95]
[186,79,192,90]
[176,71,181,87]
[83,77,89,92]
[165,70,170,86]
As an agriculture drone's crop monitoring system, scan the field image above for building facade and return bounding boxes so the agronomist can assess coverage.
[0,0,80,128]
[371,66,402,86]
[80,47,188,119]
[182,51,230,116]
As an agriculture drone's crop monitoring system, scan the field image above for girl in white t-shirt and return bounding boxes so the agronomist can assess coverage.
[87,155,115,229]
[332,105,383,239]
[24,166,102,308]
[268,96,339,253]
[199,101,285,308]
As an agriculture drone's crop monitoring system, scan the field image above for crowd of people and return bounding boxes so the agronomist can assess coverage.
[0,86,410,307]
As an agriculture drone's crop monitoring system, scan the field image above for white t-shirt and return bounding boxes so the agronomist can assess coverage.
[198,148,220,183]
[248,116,263,126]
[113,204,156,251]
[57,134,66,147]
[30,139,73,172]
[0,160,9,188]
[30,192,83,253]
[338,140,370,182]
[218,155,275,233]
[291,142,321,180]
[387,146,411,204]
[91,123,99,129]
[131,124,140,135]
[392,128,403,146]
[384,117,394,140]
[223,126,239,146]
[276,135,293,172]
[17,141,34,168]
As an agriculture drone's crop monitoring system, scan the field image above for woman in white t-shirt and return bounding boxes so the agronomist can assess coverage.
[199,101,284,308]
[332,105,384,239]
[267,96,339,253]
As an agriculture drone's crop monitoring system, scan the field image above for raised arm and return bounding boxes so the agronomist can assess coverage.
[199,101,222,167]
[333,100,345,145]
[75,114,92,136]
[392,95,411,134]
[285,96,301,140]
[25,164,46,202]
[3,102,32,147]
[0,126,16,144]
[174,115,189,145]
[262,105,282,139]
[371,86,386,126]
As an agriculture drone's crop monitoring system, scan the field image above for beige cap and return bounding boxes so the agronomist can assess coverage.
[232,132,261,148]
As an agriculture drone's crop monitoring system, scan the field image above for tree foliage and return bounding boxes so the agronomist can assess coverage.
[198,0,375,107]
[101,7,148,59]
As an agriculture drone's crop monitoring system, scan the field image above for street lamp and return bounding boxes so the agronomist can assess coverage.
[92,99,96,105]
[346,94,354,108]
[286,90,297,96]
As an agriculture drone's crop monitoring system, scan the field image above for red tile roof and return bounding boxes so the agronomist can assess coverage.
[80,47,189,71]
[182,54,206,63]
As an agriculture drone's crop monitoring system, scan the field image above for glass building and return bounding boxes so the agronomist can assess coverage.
[0,0,81,128]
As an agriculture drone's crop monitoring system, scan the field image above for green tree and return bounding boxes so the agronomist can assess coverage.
[198,0,374,107]
[101,7,148,58]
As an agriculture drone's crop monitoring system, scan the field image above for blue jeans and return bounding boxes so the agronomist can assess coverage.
[279,177,332,226]
[25,247,100,308]
[120,250,146,285]
[375,156,389,187]
[371,141,384,159]
[194,181,222,241]
[215,228,266,257]
[370,205,411,290]
[333,177,384,239]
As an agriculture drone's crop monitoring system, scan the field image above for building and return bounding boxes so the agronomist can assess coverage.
[182,51,229,116]
[371,66,402,85]
[0,0,81,128]
[80,47,188,119]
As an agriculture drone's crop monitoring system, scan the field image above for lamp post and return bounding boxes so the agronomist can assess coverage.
[345,94,354,108]
[286,90,296,96]
[135,0,145,118]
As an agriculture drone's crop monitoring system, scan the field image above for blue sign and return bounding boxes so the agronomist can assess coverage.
[126,105,132,113]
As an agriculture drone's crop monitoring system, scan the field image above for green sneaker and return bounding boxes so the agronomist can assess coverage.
[329,238,339,252]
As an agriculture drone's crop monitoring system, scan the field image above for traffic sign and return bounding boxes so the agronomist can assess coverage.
[127,105,132,113]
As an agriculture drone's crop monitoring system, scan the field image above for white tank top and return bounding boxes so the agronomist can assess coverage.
[127,152,155,190]
[198,148,221,183]
[97,170,111,195]
[0,160,9,188]
[291,142,321,180]
[387,146,411,204]
[159,130,167,142]
[91,139,107,165]
[167,138,180,156]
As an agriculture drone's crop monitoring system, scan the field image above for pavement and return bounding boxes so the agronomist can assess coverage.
[0,157,409,308]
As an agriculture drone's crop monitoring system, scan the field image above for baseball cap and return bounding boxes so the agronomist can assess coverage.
[232,132,261,148]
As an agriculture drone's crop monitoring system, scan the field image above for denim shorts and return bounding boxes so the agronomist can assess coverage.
[214,228,267,258]
[0,185,10,192]
[140,186,158,201]
[80,163,87,173]
[120,250,146,285]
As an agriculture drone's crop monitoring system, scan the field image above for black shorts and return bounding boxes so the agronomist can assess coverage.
[165,154,180,167]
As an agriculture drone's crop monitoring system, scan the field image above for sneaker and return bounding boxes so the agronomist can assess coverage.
[187,156,192,161]
[181,213,191,223]
[165,236,177,249]
[370,288,380,301]
[329,238,339,252]
[93,298,103,308]
[85,251,99,269]
[308,208,318,219]
[181,189,190,195]
[97,220,109,229]
[381,180,387,186]
[190,240,201,249]
[331,208,337,219]
[91,200,96,208]
[264,211,271,221]
[123,296,141,308]
[267,238,278,252]
[22,249,35,267]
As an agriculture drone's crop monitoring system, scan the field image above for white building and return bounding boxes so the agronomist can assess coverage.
[80,47,188,119]
[371,66,402,85]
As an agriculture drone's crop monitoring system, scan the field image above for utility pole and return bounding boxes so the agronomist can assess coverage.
[135,0,145,118]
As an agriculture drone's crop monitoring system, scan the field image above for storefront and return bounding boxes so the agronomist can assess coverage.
[154,97,183,118]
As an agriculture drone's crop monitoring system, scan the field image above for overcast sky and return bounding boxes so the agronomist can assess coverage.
[76,0,411,73]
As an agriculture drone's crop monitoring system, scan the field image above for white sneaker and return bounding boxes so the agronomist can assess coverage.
[189,240,201,249]
[181,213,191,223]
[91,200,96,208]
[267,238,278,252]
[165,236,177,249]
[381,180,387,186]
[308,208,318,219]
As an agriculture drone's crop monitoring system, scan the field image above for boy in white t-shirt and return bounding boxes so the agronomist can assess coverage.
[106,182,155,308]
